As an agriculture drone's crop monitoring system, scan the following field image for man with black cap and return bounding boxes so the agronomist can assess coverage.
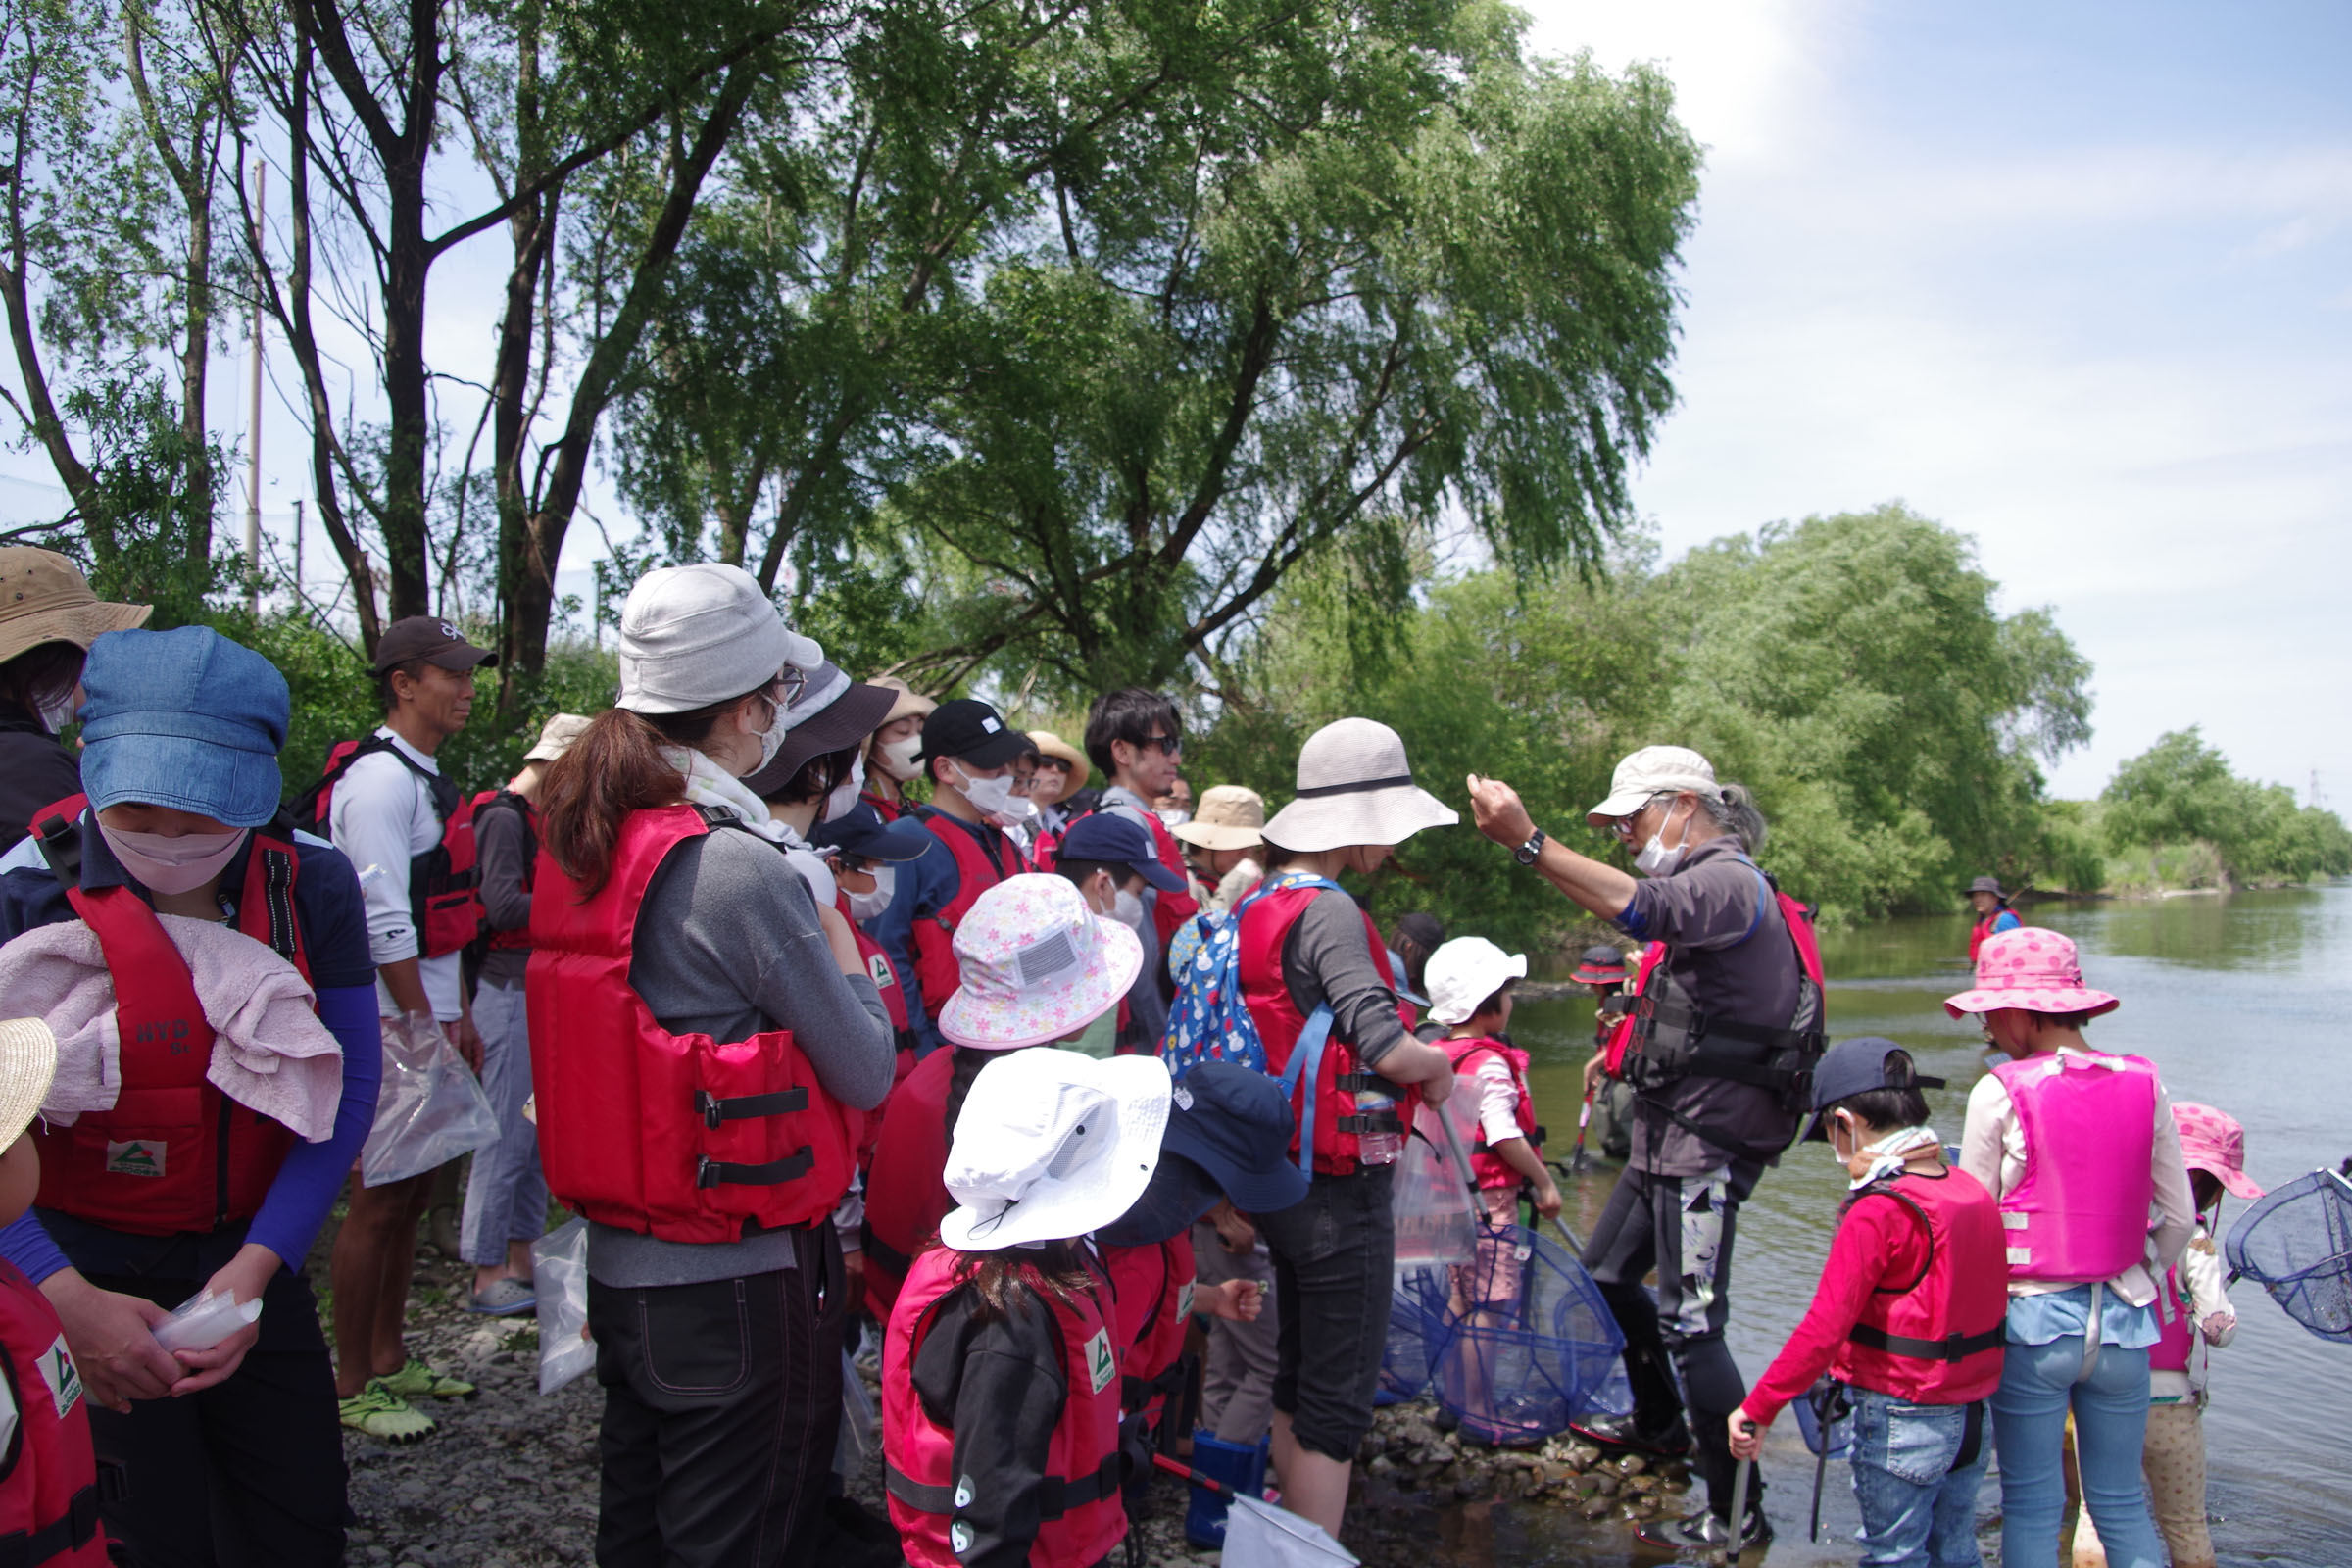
[863,697,1036,1057]
[304,615,495,1439]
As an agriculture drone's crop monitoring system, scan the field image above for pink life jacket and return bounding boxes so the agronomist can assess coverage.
[1989,1050,2158,1283]
[2150,1259,2196,1374]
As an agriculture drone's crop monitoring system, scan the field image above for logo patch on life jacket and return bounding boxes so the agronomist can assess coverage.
[1085,1327,1116,1395]
[1177,1280,1196,1320]
[867,953,895,990]
[37,1335,81,1418]
[105,1140,165,1178]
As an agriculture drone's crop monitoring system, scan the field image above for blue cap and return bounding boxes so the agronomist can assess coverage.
[807,803,937,864]
[1057,811,1187,894]
[78,627,289,828]
[1098,1062,1309,1245]
[1801,1036,1946,1143]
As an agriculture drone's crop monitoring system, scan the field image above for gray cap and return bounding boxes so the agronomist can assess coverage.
[613,564,821,714]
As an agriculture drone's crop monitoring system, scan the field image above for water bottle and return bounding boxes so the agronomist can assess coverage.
[1353,1083,1403,1165]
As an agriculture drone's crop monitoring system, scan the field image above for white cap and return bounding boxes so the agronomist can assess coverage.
[613,564,823,715]
[1424,936,1529,1026]
[1587,744,1722,823]
[939,1050,1172,1251]
[522,712,591,762]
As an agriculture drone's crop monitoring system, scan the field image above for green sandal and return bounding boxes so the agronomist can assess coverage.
[339,1381,434,1442]
[377,1357,475,1399]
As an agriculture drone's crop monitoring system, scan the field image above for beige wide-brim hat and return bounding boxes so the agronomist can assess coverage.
[868,674,936,727]
[0,1019,59,1149]
[522,712,592,762]
[1587,744,1723,823]
[1173,784,1265,852]
[1261,718,1458,853]
[0,548,151,665]
[1026,729,1091,795]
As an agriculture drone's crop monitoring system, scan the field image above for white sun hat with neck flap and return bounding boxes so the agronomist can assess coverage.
[1259,717,1458,853]
[939,1049,1172,1251]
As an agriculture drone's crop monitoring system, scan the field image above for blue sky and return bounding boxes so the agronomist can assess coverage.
[1520,0,2352,801]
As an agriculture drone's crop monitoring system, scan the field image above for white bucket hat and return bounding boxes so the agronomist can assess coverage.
[938,1049,1172,1250]
[1260,718,1458,853]
[935,874,1143,1050]
[1424,936,1529,1026]
[614,564,823,715]
[1586,744,1723,824]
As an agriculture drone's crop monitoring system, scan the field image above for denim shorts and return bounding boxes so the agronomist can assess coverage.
[1848,1388,1988,1568]
[1255,1164,1395,1462]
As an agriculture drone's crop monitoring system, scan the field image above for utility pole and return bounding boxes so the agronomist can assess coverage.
[245,161,267,614]
[292,498,304,599]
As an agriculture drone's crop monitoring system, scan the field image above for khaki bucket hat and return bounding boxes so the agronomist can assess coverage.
[1025,729,1091,794]
[1172,784,1265,852]
[0,548,151,665]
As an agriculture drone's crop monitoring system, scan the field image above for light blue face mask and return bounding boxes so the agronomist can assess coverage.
[1066,1010,1118,1060]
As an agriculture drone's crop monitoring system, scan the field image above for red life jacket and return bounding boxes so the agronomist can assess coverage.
[473,789,537,953]
[1835,1169,2008,1405]
[294,736,482,957]
[525,805,860,1244]
[1617,858,1827,1152]
[909,807,1031,1023]
[1439,1036,1543,1190]
[1236,877,1418,1175]
[24,801,304,1236]
[883,1246,1126,1568]
[1602,945,1664,1074]
[859,1045,956,1322]
[1104,1233,1196,1416]
[836,885,913,1169]
[0,1259,112,1566]
[860,788,909,823]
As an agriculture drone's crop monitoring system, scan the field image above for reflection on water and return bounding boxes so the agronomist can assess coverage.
[1473,885,2352,1568]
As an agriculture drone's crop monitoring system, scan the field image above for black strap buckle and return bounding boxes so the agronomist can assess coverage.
[694,1147,816,1189]
[694,1087,809,1130]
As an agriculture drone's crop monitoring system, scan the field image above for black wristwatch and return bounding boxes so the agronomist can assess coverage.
[1514,827,1547,866]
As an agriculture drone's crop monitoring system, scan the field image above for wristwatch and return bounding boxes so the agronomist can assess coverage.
[1514,827,1547,867]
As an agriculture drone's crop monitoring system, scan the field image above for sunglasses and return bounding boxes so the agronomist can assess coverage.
[1135,733,1182,757]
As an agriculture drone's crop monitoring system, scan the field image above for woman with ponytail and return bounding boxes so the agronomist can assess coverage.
[529,564,895,1567]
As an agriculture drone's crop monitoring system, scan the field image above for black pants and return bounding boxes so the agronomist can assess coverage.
[1581,1159,1764,1521]
[1256,1163,1394,1463]
[85,1263,347,1567]
[588,1227,846,1568]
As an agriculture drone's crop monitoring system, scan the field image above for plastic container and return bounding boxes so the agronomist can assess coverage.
[151,1290,263,1354]
[1353,1087,1402,1165]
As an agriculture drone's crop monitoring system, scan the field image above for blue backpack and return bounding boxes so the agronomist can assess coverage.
[1163,875,1348,1174]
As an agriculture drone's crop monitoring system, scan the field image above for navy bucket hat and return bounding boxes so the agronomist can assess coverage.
[78,627,290,828]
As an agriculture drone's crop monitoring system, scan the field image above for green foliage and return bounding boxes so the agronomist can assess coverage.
[55,375,232,626]
[2099,728,2352,885]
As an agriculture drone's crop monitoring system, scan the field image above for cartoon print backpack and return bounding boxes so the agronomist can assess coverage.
[1161,875,1344,1077]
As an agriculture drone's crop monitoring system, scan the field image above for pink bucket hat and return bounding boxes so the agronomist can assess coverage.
[2172,1102,2264,1200]
[935,873,1143,1051]
[1942,927,2120,1019]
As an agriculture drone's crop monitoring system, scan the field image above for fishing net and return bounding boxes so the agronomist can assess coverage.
[1403,1224,1624,1446]
[2227,1165,2352,1344]
[1377,1272,1439,1403]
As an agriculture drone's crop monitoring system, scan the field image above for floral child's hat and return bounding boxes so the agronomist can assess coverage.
[1943,926,2119,1020]
[935,873,1143,1051]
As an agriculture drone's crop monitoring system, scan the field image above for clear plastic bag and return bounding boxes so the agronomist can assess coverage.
[360,1012,502,1187]
[533,1217,595,1396]
[833,1345,878,1480]
[151,1289,264,1354]
[1390,1124,1477,1272]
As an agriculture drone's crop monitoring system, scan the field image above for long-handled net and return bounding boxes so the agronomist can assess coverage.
[2227,1164,2352,1344]
[1400,1222,1625,1446]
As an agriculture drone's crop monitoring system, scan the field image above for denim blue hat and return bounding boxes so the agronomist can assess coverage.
[78,627,289,828]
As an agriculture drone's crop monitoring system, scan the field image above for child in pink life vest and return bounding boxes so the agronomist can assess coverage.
[0,1019,112,1566]
[1733,1038,2006,1568]
[1424,938,1561,1228]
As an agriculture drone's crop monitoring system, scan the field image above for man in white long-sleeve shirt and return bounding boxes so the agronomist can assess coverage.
[321,616,491,1440]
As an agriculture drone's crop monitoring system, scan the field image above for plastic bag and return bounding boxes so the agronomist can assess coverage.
[834,1346,878,1479]
[360,1012,501,1187]
[151,1289,263,1354]
[533,1217,595,1395]
[1390,1126,1476,1272]
[1224,1492,1359,1568]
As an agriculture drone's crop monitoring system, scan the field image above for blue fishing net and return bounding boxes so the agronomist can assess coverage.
[1402,1226,1624,1446]
[2227,1165,2352,1345]
[1378,1271,1440,1403]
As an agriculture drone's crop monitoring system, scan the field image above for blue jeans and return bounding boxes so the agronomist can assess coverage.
[1846,1388,1986,1568]
[457,979,550,1268]
[1989,1334,2166,1568]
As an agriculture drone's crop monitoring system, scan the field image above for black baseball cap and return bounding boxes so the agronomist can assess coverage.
[808,802,937,864]
[1800,1036,1946,1143]
[372,614,497,673]
[1057,812,1187,894]
[915,697,1030,769]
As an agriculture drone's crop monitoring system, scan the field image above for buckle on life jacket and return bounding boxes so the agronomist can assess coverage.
[694,1148,816,1189]
[1847,1321,2007,1361]
[695,1087,810,1130]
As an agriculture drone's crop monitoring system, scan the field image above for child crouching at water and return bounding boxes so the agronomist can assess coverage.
[1732,1039,2007,1568]
[882,1048,1171,1568]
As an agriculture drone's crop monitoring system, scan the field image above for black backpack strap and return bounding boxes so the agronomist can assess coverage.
[28,809,81,888]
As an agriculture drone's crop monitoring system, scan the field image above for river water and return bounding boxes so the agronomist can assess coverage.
[1471,883,2352,1567]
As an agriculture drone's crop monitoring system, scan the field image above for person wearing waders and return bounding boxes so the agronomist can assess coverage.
[1950,928,2195,1568]
[1468,746,1828,1553]
[527,564,895,1566]
[0,627,382,1562]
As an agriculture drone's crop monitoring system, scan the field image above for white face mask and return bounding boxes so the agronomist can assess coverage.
[35,684,78,733]
[876,734,923,782]
[749,693,788,775]
[1112,888,1147,931]
[99,823,249,895]
[846,863,896,922]
[1633,802,1691,877]
[1156,808,1191,830]
[823,755,866,822]
[955,764,1037,828]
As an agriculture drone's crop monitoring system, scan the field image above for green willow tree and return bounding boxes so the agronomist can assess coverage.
[610,2,1701,695]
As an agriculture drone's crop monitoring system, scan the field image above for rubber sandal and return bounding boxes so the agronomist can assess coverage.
[378,1357,476,1399]
[340,1381,434,1442]
[465,1277,537,1316]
